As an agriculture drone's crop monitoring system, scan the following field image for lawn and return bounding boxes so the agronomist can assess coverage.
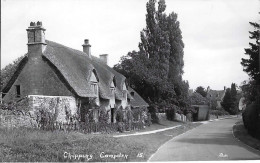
[233,120,260,151]
[0,120,201,162]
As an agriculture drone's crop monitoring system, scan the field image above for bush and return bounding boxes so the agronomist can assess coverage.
[115,107,124,122]
[165,107,176,121]
[148,106,159,123]
[242,102,260,140]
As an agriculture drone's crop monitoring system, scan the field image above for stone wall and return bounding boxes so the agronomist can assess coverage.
[0,109,38,128]
[0,95,78,129]
[29,95,78,123]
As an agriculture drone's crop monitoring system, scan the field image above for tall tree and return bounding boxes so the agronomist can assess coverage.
[241,21,260,84]
[167,12,184,79]
[241,20,260,105]
[139,0,170,80]
[240,17,260,139]
[114,0,188,111]
[221,88,232,113]
[230,83,237,102]
[221,83,238,115]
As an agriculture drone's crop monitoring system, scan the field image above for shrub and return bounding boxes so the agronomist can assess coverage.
[115,107,124,122]
[242,102,260,140]
[165,107,176,121]
[148,105,159,123]
[99,107,109,123]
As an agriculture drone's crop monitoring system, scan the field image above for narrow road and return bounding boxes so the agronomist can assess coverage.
[149,117,260,161]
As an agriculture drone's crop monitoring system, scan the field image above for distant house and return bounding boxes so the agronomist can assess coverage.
[206,86,226,109]
[1,22,148,123]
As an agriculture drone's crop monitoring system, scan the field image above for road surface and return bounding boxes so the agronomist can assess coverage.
[149,117,260,161]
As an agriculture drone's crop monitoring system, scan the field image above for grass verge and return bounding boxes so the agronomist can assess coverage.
[0,121,201,162]
[233,120,260,151]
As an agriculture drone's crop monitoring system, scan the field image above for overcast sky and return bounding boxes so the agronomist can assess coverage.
[1,0,259,90]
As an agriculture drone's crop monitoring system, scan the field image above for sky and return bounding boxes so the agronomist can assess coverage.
[1,0,259,90]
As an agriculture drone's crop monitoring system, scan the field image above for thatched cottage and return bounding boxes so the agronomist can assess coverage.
[2,22,148,124]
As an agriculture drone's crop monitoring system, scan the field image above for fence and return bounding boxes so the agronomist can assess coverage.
[39,121,147,134]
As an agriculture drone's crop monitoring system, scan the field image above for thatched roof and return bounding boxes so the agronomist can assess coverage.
[2,39,148,108]
[128,87,149,108]
[44,40,129,100]
[43,40,96,98]
[90,56,115,99]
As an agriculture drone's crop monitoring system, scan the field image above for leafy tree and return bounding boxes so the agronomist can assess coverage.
[221,83,238,115]
[195,86,207,97]
[240,19,260,139]
[139,0,170,80]
[241,22,260,83]
[221,88,232,113]
[241,20,260,105]
[115,0,188,113]
[189,92,209,105]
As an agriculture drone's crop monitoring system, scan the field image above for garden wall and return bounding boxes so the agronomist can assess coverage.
[0,95,78,129]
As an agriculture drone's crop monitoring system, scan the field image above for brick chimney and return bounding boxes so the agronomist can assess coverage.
[82,39,91,58]
[26,21,47,54]
[99,54,108,65]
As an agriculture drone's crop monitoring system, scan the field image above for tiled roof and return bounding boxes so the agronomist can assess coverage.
[207,89,226,101]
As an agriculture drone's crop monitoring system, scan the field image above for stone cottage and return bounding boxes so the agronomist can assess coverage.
[1,21,148,124]
[206,86,226,109]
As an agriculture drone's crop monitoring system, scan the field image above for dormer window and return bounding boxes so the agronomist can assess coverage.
[110,80,115,95]
[91,83,98,94]
[122,83,127,99]
[89,70,99,95]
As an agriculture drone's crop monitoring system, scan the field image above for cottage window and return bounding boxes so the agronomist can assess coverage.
[91,83,98,94]
[15,85,21,98]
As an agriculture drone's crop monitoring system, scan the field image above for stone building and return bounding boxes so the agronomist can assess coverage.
[206,86,226,109]
[2,21,148,123]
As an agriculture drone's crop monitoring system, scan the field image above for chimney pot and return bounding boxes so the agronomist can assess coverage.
[82,39,91,58]
[30,22,36,27]
[84,39,89,44]
[99,54,108,65]
[36,21,42,26]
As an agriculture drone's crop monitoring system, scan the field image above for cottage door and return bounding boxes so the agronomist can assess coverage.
[111,108,114,123]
